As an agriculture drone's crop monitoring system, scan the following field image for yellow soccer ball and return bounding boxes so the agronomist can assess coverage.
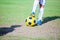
[25,16,36,26]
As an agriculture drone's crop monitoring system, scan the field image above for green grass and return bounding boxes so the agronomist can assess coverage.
[0,35,55,40]
[0,0,60,24]
[0,0,34,24]
[44,0,60,17]
[0,0,60,40]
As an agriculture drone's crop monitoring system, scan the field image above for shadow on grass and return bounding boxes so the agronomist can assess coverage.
[42,16,60,24]
[0,25,21,36]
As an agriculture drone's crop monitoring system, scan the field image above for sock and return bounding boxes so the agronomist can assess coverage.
[38,8,44,21]
[32,0,39,14]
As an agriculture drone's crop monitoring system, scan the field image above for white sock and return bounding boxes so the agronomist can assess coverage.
[32,0,39,13]
[38,8,44,21]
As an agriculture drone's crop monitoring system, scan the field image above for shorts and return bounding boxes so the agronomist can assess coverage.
[39,0,46,5]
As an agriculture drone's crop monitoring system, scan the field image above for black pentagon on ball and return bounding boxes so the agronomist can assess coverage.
[28,22,31,25]
[25,19,27,22]
[29,17,32,19]
[34,20,36,23]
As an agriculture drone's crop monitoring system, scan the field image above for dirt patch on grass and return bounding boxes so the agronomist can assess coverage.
[0,19,60,40]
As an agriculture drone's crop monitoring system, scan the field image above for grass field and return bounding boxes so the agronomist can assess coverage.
[0,0,60,40]
[0,0,34,25]
[0,0,60,25]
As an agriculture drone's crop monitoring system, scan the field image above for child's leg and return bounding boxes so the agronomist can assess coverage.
[37,0,46,25]
[37,4,44,25]
[32,0,39,14]
[38,4,44,21]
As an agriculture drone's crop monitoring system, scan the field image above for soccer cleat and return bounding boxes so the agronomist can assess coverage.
[31,12,35,17]
[37,20,42,25]
[32,14,35,17]
[32,12,35,14]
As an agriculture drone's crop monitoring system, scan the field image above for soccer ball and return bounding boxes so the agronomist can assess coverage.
[25,16,36,26]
